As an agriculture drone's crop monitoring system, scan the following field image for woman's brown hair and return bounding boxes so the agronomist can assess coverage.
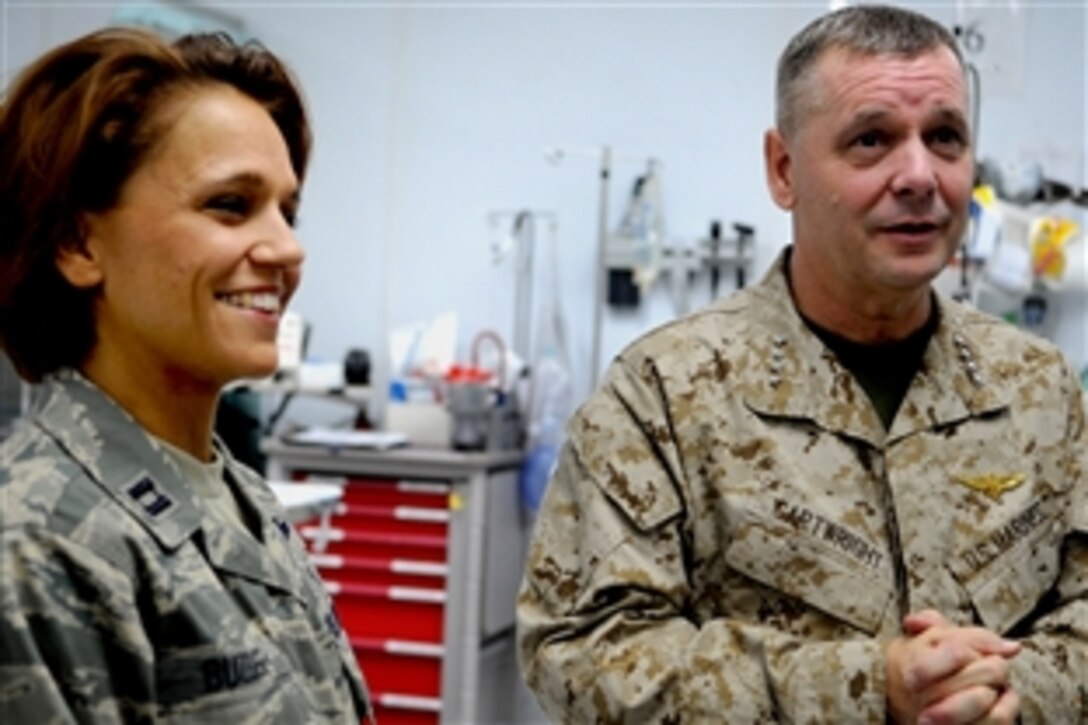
[0,27,311,381]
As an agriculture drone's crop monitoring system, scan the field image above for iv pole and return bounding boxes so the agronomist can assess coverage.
[547,144,656,388]
[592,147,611,391]
[487,209,559,364]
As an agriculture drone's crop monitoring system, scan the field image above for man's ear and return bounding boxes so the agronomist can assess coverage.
[55,220,104,289]
[764,128,796,210]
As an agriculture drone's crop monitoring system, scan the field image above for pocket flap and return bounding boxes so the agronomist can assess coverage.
[951,517,1064,634]
[573,440,684,532]
[725,518,893,634]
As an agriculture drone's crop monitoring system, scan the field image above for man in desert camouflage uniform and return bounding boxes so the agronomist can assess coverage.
[517,5,1086,723]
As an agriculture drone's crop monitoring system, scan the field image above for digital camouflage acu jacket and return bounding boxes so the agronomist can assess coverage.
[518,251,1087,723]
[0,371,371,723]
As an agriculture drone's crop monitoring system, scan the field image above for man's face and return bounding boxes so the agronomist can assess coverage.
[765,45,973,306]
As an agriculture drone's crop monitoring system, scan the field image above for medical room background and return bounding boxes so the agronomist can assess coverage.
[3,3,1087,722]
[4,0,1086,427]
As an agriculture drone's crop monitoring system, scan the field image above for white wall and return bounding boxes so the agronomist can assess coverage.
[3,1,1085,413]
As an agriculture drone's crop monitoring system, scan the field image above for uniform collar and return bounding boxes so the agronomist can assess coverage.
[738,249,1009,447]
[33,370,204,549]
[32,371,307,600]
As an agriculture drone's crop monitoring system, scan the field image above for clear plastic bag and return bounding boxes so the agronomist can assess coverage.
[519,219,573,513]
[519,354,571,512]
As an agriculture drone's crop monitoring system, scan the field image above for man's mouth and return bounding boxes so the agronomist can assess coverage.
[884,221,940,235]
[215,291,282,313]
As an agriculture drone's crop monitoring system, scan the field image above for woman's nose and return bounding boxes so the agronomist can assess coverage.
[250,208,305,267]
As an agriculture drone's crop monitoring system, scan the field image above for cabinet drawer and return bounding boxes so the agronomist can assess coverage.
[298,474,451,509]
[311,552,447,589]
[353,636,443,699]
[300,526,447,562]
[330,502,449,538]
[370,696,440,725]
[329,581,445,641]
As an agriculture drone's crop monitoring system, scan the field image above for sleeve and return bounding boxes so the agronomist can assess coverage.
[515,357,888,723]
[0,526,155,723]
[1005,366,1088,723]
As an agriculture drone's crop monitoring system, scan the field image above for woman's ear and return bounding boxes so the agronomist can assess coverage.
[55,220,104,289]
[764,128,796,210]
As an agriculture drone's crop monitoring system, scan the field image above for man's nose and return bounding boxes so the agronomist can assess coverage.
[890,138,938,200]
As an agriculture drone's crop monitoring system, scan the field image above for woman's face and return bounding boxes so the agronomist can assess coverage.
[73,84,304,392]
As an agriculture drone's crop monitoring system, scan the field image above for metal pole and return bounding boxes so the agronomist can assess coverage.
[512,212,534,364]
[591,146,611,389]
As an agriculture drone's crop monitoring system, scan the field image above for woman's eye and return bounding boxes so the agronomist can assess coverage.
[206,194,251,218]
[281,204,299,228]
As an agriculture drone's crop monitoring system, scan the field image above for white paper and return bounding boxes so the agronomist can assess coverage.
[285,428,408,450]
[985,239,1032,294]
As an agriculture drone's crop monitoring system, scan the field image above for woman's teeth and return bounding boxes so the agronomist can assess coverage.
[217,291,280,313]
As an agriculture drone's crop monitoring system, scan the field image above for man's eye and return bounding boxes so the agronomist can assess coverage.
[853,130,886,148]
[930,126,966,150]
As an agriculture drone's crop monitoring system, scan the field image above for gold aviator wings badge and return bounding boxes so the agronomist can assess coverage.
[953,473,1027,502]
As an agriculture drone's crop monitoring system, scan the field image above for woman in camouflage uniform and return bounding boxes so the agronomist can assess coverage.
[0,28,370,722]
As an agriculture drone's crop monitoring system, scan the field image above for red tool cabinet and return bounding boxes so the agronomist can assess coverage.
[264,442,529,724]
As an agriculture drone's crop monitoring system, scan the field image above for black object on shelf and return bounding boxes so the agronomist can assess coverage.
[344,348,371,386]
[608,268,640,307]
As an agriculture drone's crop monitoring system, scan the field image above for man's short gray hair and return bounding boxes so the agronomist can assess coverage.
[776,4,964,139]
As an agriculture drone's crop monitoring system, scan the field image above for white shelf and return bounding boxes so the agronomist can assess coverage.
[236,380,372,405]
[268,480,343,524]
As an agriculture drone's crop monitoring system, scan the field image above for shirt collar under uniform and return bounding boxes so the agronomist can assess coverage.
[736,248,1009,447]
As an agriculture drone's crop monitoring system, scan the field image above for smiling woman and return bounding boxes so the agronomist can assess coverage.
[71,84,304,410]
[0,28,371,721]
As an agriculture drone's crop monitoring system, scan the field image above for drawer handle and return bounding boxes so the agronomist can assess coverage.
[377,692,443,712]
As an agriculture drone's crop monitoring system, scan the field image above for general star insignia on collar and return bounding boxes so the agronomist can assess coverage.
[953,473,1027,502]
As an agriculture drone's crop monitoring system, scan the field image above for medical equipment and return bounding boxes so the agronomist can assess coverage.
[650,220,756,317]
[524,227,573,513]
[547,145,760,379]
[978,158,1088,208]
[488,206,573,509]
[948,177,1083,339]
[545,144,659,386]
[488,209,558,363]
[699,220,755,300]
[606,161,665,307]
[445,330,522,452]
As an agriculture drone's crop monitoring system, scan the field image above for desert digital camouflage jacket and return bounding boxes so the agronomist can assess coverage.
[518,251,1087,723]
[0,371,370,723]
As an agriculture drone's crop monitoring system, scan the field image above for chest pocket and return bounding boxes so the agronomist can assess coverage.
[946,500,1065,634]
[724,513,894,635]
[156,641,301,720]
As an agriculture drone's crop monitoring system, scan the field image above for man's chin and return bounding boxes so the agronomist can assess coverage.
[882,256,948,290]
